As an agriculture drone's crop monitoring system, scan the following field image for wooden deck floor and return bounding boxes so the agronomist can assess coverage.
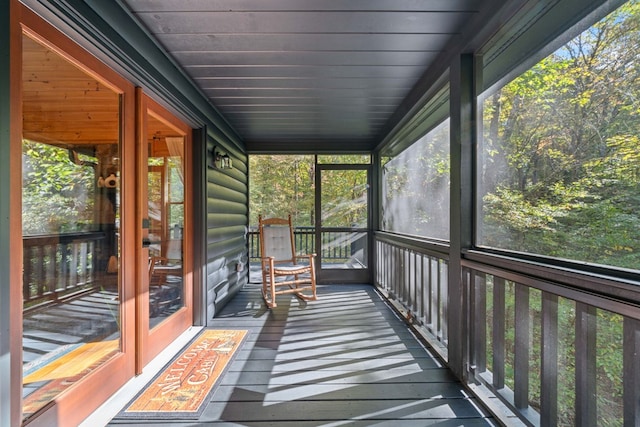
[108,283,495,426]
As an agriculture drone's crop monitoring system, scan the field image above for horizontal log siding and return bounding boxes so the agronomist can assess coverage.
[205,134,249,321]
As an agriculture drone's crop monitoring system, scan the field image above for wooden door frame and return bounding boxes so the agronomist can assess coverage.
[15,3,136,426]
[136,92,194,371]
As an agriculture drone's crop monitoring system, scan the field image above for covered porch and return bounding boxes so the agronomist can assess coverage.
[3,0,640,425]
[93,283,497,426]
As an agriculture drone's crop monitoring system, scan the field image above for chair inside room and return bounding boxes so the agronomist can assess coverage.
[148,256,182,316]
[258,214,317,308]
[148,256,169,288]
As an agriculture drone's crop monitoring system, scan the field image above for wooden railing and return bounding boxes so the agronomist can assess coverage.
[374,231,640,426]
[461,253,640,426]
[374,232,450,358]
[23,231,111,308]
[249,227,359,262]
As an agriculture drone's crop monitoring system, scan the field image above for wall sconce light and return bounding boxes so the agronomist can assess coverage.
[210,146,233,169]
[221,153,233,169]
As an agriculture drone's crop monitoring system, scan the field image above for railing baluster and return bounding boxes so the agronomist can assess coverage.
[23,246,33,302]
[541,292,558,425]
[467,269,476,379]
[418,253,424,321]
[47,243,57,293]
[493,276,506,389]
[413,252,418,312]
[514,283,530,410]
[35,245,44,299]
[462,267,472,379]
[433,258,446,341]
[433,257,440,337]
[575,302,597,426]
[624,317,640,425]
[69,241,79,288]
[407,251,413,309]
[440,259,448,342]
[427,256,433,331]
[474,272,487,376]
[420,255,429,323]
[395,246,402,298]
[403,249,409,305]
[388,243,392,293]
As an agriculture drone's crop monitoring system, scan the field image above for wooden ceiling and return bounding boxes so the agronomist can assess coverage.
[22,35,181,154]
[22,35,121,148]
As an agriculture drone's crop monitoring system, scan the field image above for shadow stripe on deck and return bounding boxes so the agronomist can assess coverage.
[109,284,494,426]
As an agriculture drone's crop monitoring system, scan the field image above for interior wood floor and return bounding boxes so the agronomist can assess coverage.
[108,283,496,426]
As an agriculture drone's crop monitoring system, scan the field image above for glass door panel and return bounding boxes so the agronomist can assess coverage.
[147,128,185,328]
[21,33,122,419]
[317,167,370,282]
[138,98,192,368]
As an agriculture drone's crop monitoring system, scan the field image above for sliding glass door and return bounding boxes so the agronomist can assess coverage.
[19,16,136,424]
[17,10,194,423]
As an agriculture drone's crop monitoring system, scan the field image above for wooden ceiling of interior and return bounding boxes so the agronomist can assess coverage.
[22,35,178,149]
[22,35,120,147]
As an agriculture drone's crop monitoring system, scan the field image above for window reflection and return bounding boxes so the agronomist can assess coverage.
[21,34,121,419]
[147,119,185,327]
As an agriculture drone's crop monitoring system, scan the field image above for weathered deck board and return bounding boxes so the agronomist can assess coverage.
[108,284,494,426]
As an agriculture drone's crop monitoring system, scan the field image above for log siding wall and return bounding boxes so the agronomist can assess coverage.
[205,134,249,320]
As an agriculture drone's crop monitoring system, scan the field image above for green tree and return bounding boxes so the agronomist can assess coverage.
[249,155,315,226]
[22,141,96,234]
[480,0,640,269]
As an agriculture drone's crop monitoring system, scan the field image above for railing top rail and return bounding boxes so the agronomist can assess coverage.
[462,255,640,321]
[463,250,640,308]
[23,231,108,245]
[374,231,449,259]
[248,226,314,231]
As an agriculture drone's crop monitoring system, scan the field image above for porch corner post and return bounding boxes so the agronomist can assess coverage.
[370,151,381,285]
[448,53,477,379]
[1,1,23,425]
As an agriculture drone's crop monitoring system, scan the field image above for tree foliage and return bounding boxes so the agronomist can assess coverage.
[22,141,96,234]
[382,119,450,240]
[480,0,640,270]
[249,155,315,226]
[249,155,370,228]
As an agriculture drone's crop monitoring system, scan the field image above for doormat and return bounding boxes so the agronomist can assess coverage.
[120,329,248,419]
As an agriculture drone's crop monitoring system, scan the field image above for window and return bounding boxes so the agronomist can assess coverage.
[478,1,640,270]
[249,155,315,226]
[382,119,450,240]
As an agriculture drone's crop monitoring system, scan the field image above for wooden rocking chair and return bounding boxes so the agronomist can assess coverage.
[258,214,317,308]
